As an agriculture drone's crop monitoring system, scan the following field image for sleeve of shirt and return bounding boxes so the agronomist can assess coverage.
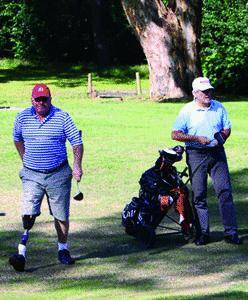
[221,105,231,129]
[63,113,83,146]
[172,108,188,133]
[13,114,24,142]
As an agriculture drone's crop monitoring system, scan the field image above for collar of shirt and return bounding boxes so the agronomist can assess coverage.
[193,99,214,111]
[31,105,55,124]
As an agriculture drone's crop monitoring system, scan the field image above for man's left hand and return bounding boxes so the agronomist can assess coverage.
[72,166,83,182]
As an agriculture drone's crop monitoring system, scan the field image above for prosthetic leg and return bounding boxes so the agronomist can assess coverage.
[9,215,36,272]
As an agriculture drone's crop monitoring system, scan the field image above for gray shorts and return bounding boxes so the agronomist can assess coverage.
[19,164,72,221]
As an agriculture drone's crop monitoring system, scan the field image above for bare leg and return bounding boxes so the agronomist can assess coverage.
[54,218,69,243]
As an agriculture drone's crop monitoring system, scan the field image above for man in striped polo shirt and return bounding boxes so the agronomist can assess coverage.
[9,84,83,271]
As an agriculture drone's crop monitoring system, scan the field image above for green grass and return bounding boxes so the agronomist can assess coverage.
[0,59,150,108]
[0,59,247,299]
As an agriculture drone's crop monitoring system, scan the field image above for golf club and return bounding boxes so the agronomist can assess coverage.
[73,181,84,201]
[73,128,83,201]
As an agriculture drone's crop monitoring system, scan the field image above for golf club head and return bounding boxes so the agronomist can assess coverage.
[73,181,84,201]
[73,191,84,201]
[9,254,26,272]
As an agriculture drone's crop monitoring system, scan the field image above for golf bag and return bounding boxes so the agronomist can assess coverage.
[122,146,194,248]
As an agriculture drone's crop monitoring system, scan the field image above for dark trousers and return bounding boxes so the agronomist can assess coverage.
[186,147,238,237]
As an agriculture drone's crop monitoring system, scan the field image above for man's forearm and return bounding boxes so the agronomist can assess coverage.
[72,144,83,167]
[14,141,25,161]
[171,131,199,143]
[222,128,231,140]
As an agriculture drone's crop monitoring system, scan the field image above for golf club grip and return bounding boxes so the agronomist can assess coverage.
[79,130,82,137]
[185,155,209,186]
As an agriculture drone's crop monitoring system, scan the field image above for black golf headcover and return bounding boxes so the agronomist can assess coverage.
[157,145,184,167]
[214,131,226,145]
[172,145,184,155]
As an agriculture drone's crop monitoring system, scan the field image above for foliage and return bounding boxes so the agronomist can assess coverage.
[0,1,45,60]
[0,0,143,64]
[0,1,247,93]
[201,0,248,93]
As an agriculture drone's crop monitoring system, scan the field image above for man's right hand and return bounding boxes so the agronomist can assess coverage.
[197,136,211,145]
[171,131,211,145]
[14,141,25,161]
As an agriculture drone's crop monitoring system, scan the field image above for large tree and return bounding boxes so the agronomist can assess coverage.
[121,0,203,100]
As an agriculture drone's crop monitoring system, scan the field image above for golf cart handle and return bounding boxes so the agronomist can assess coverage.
[179,167,188,178]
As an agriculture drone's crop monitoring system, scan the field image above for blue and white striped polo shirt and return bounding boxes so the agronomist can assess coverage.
[13,105,83,171]
[172,99,231,148]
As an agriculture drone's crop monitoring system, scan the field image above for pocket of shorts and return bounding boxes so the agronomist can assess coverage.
[65,164,73,178]
[49,165,72,186]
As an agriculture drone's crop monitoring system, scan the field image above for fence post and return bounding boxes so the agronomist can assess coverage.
[136,72,142,95]
[87,73,92,95]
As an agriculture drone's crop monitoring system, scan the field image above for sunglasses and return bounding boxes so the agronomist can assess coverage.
[201,89,213,94]
[34,97,50,102]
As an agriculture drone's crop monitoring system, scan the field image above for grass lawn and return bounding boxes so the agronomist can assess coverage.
[0,60,247,299]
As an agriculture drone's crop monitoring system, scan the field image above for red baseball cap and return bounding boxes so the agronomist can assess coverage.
[32,84,51,99]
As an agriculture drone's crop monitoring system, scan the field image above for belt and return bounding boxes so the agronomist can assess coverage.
[186,146,224,153]
[24,159,68,174]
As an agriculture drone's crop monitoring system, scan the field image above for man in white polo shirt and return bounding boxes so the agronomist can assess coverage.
[9,84,83,271]
[171,77,241,246]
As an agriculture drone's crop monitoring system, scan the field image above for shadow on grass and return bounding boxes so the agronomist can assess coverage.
[0,63,85,87]
[199,291,248,300]
[206,168,248,229]
[0,167,247,296]
[0,62,149,87]
[155,291,248,300]
[1,62,247,103]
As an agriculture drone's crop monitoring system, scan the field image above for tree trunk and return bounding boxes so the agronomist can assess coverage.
[121,0,203,100]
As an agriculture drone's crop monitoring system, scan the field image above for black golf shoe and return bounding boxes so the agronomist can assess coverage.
[194,234,209,246]
[9,254,26,272]
[224,234,242,245]
[58,249,75,265]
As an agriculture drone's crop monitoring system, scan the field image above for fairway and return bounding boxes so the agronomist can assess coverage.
[0,64,247,299]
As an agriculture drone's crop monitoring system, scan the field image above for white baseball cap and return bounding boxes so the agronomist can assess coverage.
[192,77,214,92]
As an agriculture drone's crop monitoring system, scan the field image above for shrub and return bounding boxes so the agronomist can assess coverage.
[201,0,248,94]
